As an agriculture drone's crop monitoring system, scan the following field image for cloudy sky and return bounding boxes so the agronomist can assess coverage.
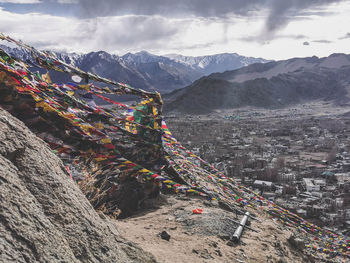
[1,0,350,60]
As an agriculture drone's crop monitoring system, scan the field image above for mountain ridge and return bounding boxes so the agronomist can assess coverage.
[164,53,350,114]
[0,44,268,93]
[164,52,268,75]
[208,53,350,83]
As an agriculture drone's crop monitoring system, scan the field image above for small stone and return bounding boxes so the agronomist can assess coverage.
[215,249,222,257]
[210,241,218,248]
[277,258,287,263]
[203,201,212,207]
[287,235,305,251]
[218,234,231,241]
[200,249,213,259]
[159,230,171,241]
[227,240,235,247]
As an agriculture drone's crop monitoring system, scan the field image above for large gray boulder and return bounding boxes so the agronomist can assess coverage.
[0,108,156,263]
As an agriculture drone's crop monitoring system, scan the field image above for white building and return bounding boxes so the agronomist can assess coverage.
[303,178,320,192]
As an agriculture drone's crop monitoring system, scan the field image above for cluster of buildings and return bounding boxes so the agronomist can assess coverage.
[166,109,350,236]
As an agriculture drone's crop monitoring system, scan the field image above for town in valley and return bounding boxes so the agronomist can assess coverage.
[166,101,350,237]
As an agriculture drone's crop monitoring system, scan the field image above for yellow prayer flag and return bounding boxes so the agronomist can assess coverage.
[100,138,112,144]
[42,71,52,84]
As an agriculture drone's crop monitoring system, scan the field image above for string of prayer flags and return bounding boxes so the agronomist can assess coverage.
[0,33,349,259]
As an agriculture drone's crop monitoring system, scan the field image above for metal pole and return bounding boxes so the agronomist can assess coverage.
[226,218,259,233]
[231,212,250,243]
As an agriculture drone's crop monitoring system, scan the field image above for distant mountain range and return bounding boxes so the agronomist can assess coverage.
[165,53,267,76]
[0,44,268,93]
[164,53,350,114]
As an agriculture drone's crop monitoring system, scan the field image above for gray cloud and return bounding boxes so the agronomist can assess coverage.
[263,0,346,36]
[0,0,41,3]
[313,39,333,43]
[74,15,184,53]
[303,41,310,46]
[167,42,215,51]
[77,0,260,18]
[2,0,348,56]
[2,0,347,47]
[339,32,350,39]
[0,6,183,54]
[77,0,348,35]
[100,16,178,46]
[297,10,337,17]
[240,34,307,42]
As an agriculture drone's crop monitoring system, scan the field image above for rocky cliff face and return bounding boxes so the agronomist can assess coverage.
[0,108,156,263]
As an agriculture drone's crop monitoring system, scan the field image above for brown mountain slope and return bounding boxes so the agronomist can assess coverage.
[164,66,350,114]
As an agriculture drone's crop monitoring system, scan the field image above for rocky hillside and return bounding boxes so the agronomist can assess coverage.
[164,54,350,114]
[0,108,320,263]
[0,108,156,263]
[0,44,267,93]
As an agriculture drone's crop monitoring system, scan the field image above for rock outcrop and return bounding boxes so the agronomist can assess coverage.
[0,108,156,263]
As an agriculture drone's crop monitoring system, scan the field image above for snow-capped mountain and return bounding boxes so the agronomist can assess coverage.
[121,51,169,64]
[165,53,268,75]
[0,44,268,93]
